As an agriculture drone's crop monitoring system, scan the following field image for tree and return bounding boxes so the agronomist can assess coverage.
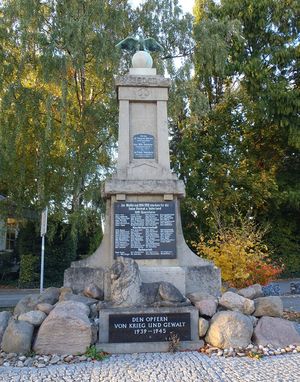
[0,0,196,283]
[0,0,132,262]
[131,0,194,74]
[172,0,300,275]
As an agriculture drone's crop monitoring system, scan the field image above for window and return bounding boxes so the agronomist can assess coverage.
[5,218,18,252]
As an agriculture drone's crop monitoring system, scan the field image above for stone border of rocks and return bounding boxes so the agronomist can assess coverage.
[0,352,94,368]
[1,343,300,369]
[188,283,300,351]
[0,285,102,356]
[1,282,300,368]
[200,343,300,358]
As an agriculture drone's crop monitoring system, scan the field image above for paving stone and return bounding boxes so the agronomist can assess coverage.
[0,352,299,381]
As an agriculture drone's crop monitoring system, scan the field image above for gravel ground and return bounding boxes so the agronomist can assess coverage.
[0,352,300,382]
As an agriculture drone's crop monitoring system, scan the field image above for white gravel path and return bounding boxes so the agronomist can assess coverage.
[0,352,300,382]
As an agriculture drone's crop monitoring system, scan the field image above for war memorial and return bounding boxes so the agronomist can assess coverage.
[64,36,221,352]
[0,38,300,370]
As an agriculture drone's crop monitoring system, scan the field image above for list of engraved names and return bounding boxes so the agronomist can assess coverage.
[114,202,176,259]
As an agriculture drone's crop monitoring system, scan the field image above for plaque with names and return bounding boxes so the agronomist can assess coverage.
[114,202,176,259]
[133,134,155,159]
[109,312,191,343]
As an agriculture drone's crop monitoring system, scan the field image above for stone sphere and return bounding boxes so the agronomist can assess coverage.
[132,51,153,68]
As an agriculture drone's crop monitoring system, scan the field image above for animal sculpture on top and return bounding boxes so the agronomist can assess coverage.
[116,34,163,53]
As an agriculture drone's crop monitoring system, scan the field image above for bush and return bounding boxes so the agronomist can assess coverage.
[16,220,76,287]
[0,251,18,281]
[18,253,39,288]
[193,214,283,288]
[14,214,103,287]
[266,219,300,278]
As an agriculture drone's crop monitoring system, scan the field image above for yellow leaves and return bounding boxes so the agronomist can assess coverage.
[247,3,254,17]
[21,71,38,89]
[195,216,282,288]
[42,82,61,98]
[52,140,67,158]
[248,351,263,360]
[21,68,61,97]
[193,0,207,23]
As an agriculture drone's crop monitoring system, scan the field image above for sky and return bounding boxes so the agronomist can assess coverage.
[129,0,194,14]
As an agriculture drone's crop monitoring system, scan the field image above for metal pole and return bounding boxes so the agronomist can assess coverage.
[40,235,45,293]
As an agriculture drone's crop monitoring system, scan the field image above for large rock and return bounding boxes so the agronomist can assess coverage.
[1,319,34,354]
[248,315,258,327]
[198,317,209,337]
[253,316,300,347]
[187,292,217,317]
[37,287,60,305]
[59,292,97,307]
[253,296,283,317]
[14,294,40,316]
[33,301,92,355]
[158,282,186,302]
[83,283,104,300]
[64,267,105,294]
[36,303,54,315]
[14,288,59,316]
[205,311,253,349]
[59,287,72,298]
[18,310,47,326]
[238,284,263,300]
[219,291,255,315]
[0,311,12,344]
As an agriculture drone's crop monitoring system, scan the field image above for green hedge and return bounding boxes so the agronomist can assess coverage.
[18,253,39,288]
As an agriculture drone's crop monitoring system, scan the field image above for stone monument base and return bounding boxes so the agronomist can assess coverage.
[64,263,221,298]
[97,306,203,354]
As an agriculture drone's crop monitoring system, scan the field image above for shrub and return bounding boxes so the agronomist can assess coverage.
[193,214,283,288]
[18,254,39,288]
[266,220,300,278]
[0,251,17,281]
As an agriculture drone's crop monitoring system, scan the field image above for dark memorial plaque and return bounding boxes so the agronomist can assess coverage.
[114,202,176,259]
[109,312,191,343]
[133,134,155,159]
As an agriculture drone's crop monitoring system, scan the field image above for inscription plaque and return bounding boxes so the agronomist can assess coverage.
[133,134,155,159]
[115,75,171,87]
[109,312,191,343]
[114,202,176,259]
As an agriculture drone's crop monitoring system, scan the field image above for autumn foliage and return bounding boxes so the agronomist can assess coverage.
[193,215,283,288]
